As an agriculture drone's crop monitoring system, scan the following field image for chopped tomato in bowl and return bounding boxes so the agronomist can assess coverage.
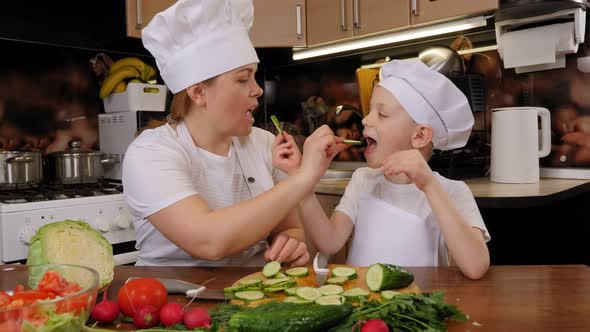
[0,264,98,331]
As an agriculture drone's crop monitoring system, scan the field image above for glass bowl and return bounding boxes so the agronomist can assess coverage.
[0,264,99,332]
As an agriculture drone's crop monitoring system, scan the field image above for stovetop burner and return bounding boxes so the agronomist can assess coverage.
[0,180,123,204]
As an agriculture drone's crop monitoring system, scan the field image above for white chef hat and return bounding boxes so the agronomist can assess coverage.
[378,59,474,150]
[141,0,260,94]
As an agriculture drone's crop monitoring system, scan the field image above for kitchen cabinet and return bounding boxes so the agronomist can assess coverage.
[307,0,409,45]
[126,0,176,38]
[410,0,498,26]
[250,0,307,47]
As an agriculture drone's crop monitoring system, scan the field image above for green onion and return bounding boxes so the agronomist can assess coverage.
[270,115,283,135]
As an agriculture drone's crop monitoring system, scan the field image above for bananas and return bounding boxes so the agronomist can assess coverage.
[99,57,159,99]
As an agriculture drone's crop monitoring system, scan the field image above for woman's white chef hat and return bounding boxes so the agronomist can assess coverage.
[378,60,474,150]
[141,0,260,94]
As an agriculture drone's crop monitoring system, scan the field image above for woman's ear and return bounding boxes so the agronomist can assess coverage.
[411,125,433,149]
[186,83,207,107]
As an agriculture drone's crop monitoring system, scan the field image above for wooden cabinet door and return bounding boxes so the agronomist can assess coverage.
[410,0,498,26]
[355,0,410,37]
[250,0,307,47]
[126,0,176,38]
[306,0,354,46]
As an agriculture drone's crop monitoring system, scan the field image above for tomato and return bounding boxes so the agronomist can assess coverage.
[56,291,96,315]
[117,278,168,317]
[13,285,24,293]
[37,271,81,296]
[11,290,56,305]
[0,291,12,308]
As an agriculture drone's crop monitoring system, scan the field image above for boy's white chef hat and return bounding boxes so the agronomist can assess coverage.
[378,60,474,150]
[141,0,259,94]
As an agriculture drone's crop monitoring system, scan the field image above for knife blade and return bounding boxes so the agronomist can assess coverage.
[313,252,330,286]
[125,277,227,300]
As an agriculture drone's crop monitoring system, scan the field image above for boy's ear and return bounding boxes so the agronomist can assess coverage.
[411,125,433,149]
[186,83,207,107]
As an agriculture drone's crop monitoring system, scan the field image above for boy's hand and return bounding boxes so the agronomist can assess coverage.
[264,234,310,267]
[272,132,302,175]
[380,149,435,191]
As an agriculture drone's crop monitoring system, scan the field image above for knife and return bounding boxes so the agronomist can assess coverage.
[125,277,227,300]
[313,252,330,286]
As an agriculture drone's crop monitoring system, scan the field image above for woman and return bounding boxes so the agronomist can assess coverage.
[122,0,346,266]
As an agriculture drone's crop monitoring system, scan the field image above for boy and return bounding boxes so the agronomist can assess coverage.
[274,59,490,279]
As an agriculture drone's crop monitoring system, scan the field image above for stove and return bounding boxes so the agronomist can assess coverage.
[0,181,137,264]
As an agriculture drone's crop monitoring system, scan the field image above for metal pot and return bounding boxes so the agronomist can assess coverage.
[46,140,114,184]
[0,151,43,186]
[418,46,465,76]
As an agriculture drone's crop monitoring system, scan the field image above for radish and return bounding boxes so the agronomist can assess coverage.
[361,319,390,332]
[159,302,185,327]
[134,304,159,329]
[91,288,120,324]
[183,307,211,329]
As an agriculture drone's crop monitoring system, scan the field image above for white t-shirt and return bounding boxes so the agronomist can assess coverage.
[122,122,282,266]
[335,167,490,266]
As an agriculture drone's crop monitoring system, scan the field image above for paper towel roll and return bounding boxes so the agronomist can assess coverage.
[499,22,578,72]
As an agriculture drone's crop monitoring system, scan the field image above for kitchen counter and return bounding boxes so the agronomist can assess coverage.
[315,177,590,208]
[102,265,590,331]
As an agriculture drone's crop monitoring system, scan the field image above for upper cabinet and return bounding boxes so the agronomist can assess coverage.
[307,0,409,45]
[126,0,176,38]
[410,0,498,26]
[250,0,307,47]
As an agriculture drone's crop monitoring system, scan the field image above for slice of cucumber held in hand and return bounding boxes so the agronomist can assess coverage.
[262,260,281,278]
[366,263,414,291]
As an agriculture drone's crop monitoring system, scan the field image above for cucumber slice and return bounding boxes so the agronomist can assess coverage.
[284,287,299,296]
[341,288,370,302]
[273,272,288,279]
[283,296,313,304]
[239,279,262,288]
[234,290,265,301]
[263,280,297,293]
[295,287,322,301]
[331,267,358,280]
[381,290,401,301]
[262,261,281,277]
[285,267,310,278]
[326,276,349,285]
[315,295,346,305]
[319,284,344,296]
[366,263,414,291]
[262,277,293,286]
[224,285,247,292]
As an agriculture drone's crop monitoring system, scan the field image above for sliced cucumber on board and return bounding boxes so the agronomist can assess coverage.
[262,277,293,287]
[238,279,262,288]
[283,296,313,304]
[331,267,358,280]
[341,288,370,301]
[284,287,299,296]
[262,261,281,277]
[235,290,265,301]
[381,290,401,301]
[316,295,346,305]
[296,287,322,301]
[285,266,310,277]
[326,276,349,285]
[366,263,414,291]
[273,272,288,279]
[319,284,344,296]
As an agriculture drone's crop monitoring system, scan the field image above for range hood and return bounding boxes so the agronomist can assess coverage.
[0,2,149,54]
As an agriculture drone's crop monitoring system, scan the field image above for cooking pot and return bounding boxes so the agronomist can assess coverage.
[45,140,114,184]
[0,151,43,186]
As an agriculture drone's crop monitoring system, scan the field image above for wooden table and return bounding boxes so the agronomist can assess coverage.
[105,265,590,331]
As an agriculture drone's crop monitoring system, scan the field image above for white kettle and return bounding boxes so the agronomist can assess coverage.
[490,107,551,183]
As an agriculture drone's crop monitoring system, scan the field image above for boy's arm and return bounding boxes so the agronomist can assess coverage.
[297,193,354,255]
[423,180,490,280]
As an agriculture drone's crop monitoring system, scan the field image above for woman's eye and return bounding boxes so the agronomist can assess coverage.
[378,112,387,118]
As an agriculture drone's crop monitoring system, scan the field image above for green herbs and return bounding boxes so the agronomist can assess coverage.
[327,291,467,332]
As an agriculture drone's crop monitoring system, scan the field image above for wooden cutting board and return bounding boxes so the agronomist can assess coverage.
[230,264,420,306]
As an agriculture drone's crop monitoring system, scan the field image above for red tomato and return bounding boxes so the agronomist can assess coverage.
[0,291,12,308]
[13,285,24,293]
[37,271,81,296]
[56,291,96,315]
[11,290,56,305]
[117,278,168,317]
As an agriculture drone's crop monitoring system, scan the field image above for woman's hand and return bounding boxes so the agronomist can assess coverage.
[381,149,436,191]
[298,125,348,182]
[264,233,310,267]
[272,132,302,175]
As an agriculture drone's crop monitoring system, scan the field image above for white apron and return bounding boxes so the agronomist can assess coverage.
[346,192,440,267]
[178,122,274,266]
